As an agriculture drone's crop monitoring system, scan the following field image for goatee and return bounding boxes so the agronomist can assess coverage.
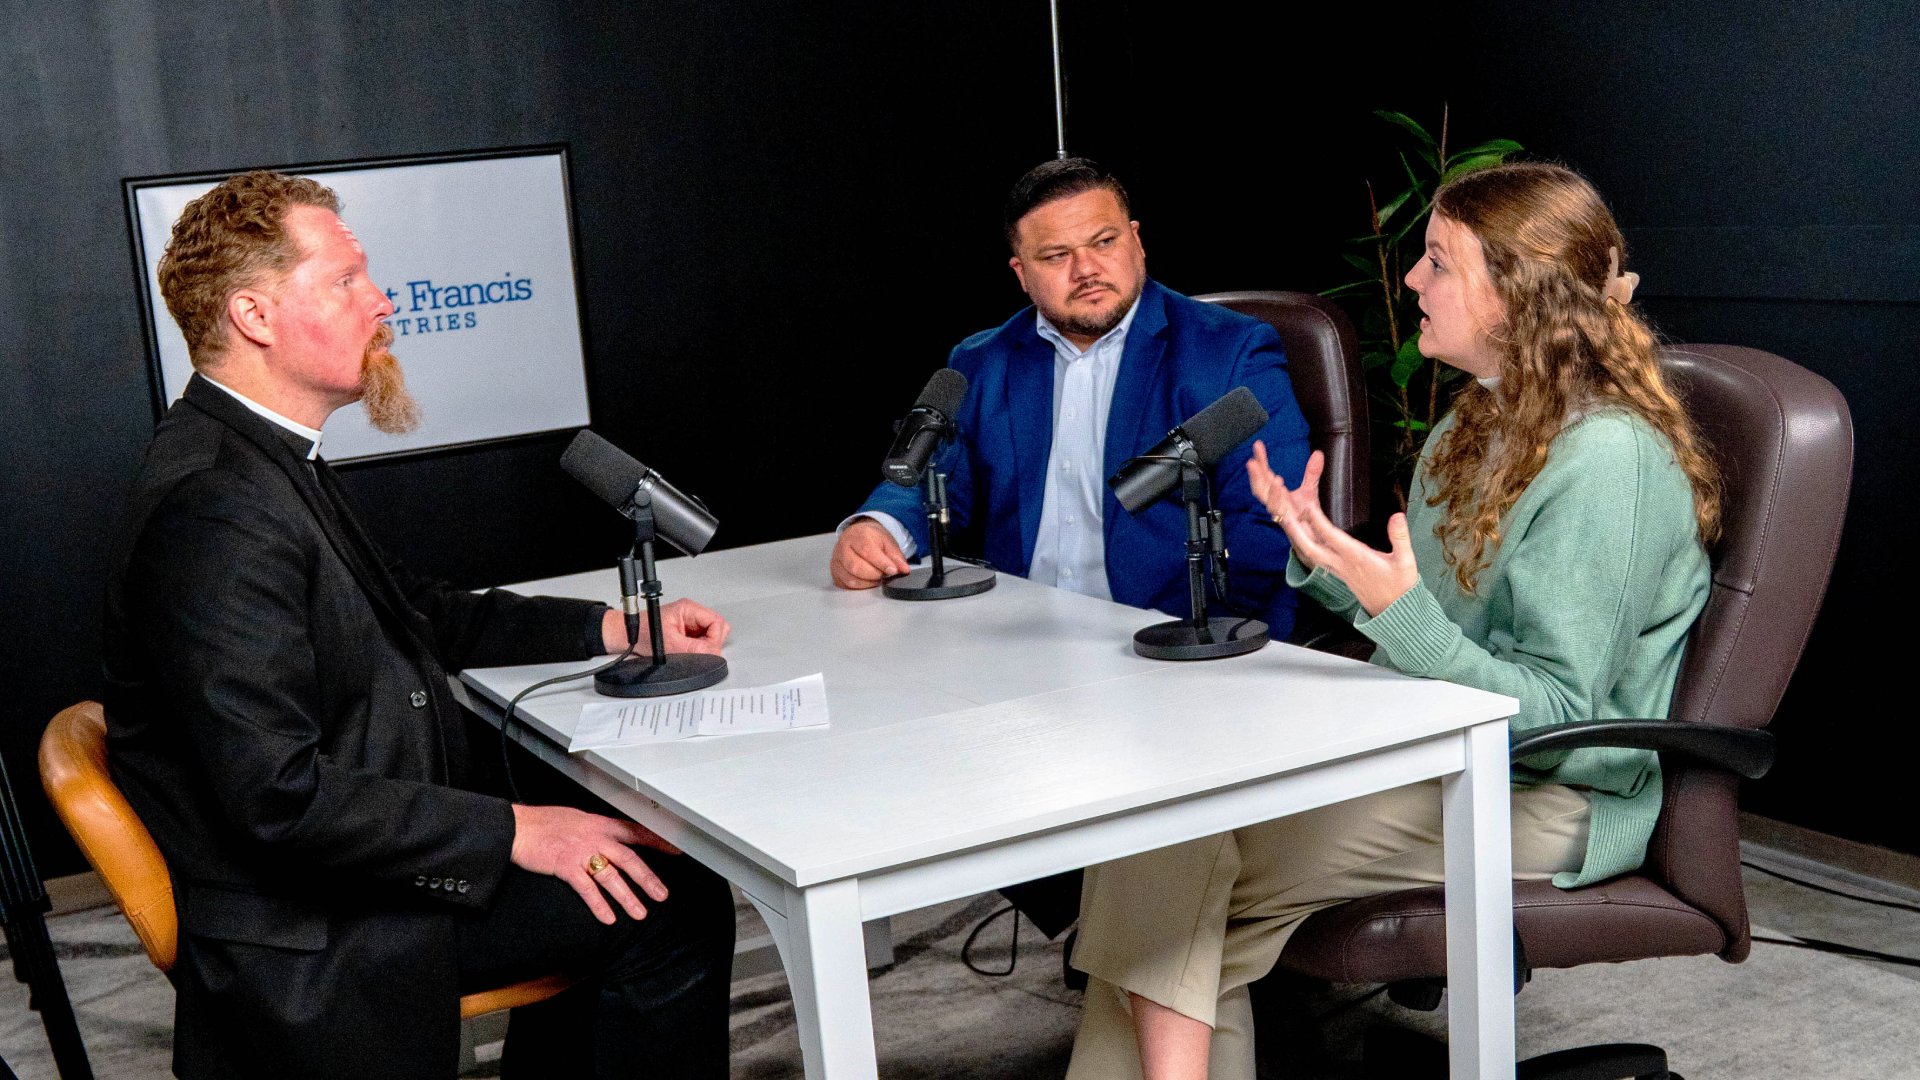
[1044,279,1143,342]
[359,323,420,434]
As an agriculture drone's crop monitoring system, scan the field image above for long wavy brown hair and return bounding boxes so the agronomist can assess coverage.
[1421,163,1720,592]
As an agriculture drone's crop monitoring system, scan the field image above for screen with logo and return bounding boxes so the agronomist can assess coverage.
[126,146,592,462]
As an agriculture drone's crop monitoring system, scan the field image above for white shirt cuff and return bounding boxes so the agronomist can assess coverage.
[836,511,918,560]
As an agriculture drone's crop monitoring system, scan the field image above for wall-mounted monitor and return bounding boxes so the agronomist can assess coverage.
[125,145,593,463]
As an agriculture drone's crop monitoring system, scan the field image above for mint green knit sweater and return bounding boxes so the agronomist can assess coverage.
[1288,408,1710,887]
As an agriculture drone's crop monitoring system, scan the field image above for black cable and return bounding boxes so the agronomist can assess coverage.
[1741,860,1920,915]
[960,903,1022,977]
[497,644,639,803]
[1751,935,1920,968]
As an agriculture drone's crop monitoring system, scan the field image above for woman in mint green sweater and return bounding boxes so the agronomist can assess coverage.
[1066,163,1722,1080]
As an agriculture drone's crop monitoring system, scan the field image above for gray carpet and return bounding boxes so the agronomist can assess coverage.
[5,865,1919,1078]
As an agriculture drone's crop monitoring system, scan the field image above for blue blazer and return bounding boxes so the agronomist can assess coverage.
[857,279,1311,634]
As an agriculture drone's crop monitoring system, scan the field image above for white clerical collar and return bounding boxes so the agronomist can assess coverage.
[1476,375,1502,391]
[1035,291,1144,359]
[200,374,325,460]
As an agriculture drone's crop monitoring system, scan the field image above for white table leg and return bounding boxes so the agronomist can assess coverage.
[1443,719,1516,1080]
[762,878,879,1080]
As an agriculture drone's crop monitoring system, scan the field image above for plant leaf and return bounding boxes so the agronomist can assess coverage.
[1447,139,1522,160]
[1361,349,1396,370]
[1441,152,1508,184]
[1374,110,1435,149]
[1400,151,1431,191]
[1375,186,1416,228]
[1390,205,1431,248]
[1392,417,1432,432]
[1390,333,1425,388]
[1321,280,1376,298]
[1342,252,1379,275]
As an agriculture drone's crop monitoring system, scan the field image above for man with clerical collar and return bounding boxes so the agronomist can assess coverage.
[830,157,1311,636]
[103,170,734,1079]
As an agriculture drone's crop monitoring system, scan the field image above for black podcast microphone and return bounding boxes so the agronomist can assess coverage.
[881,369,969,487]
[1107,386,1270,513]
[559,430,729,698]
[1107,387,1273,661]
[561,431,718,555]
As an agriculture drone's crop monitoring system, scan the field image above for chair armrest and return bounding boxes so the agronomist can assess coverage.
[1508,720,1775,780]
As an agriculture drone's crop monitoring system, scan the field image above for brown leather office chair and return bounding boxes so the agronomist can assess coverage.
[37,702,576,1026]
[1196,290,1368,531]
[1269,345,1854,1079]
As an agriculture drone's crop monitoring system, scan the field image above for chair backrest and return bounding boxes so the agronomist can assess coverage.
[1196,291,1369,531]
[1646,345,1853,960]
[38,702,177,972]
[36,702,575,1021]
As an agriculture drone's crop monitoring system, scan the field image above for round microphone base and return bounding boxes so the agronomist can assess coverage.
[883,565,997,601]
[1132,617,1270,661]
[594,653,729,697]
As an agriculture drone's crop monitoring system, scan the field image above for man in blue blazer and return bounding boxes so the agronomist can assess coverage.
[831,158,1311,636]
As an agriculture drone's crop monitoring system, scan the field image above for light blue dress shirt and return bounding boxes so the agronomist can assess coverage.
[846,296,1142,601]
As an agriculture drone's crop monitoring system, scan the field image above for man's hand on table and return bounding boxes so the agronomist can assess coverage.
[601,598,731,656]
[831,518,912,589]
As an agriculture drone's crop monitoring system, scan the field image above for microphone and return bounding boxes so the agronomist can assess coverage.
[881,369,968,487]
[1107,387,1273,662]
[558,430,729,698]
[561,431,718,556]
[1108,387,1269,513]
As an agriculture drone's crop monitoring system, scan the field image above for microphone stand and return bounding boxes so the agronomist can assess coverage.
[594,488,730,697]
[883,454,996,600]
[1130,448,1269,660]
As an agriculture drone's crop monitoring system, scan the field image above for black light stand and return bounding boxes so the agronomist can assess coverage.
[1130,451,1269,660]
[1,750,93,1079]
[594,490,729,697]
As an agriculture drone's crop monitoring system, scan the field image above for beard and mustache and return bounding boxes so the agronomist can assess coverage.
[1041,278,1144,342]
[358,322,421,435]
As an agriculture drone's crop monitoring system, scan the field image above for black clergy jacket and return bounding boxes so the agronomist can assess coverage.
[102,374,605,1078]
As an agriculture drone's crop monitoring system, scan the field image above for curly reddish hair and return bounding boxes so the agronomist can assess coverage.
[1421,163,1721,592]
[157,170,340,366]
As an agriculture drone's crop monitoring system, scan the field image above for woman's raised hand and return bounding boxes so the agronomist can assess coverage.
[1247,443,1418,617]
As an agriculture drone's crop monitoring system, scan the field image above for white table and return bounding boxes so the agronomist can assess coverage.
[461,534,1518,1079]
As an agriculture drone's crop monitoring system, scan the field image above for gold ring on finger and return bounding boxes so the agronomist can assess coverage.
[585,853,610,876]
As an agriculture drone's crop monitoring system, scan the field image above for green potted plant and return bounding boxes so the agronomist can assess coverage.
[1325,107,1521,508]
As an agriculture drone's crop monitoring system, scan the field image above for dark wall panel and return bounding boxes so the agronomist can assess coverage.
[1435,2,1916,851]
[0,0,1060,875]
[4,0,1913,881]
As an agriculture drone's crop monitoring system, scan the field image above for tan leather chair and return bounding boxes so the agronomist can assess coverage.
[1268,344,1854,1079]
[1196,290,1368,531]
[37,702,575,1024]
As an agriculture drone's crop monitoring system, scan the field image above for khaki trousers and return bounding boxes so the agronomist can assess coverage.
[1065,779,1591,1080]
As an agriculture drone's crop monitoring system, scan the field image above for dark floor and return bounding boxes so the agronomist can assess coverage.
[5,852,1919,1079]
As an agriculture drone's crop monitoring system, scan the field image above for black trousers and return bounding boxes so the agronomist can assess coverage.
[455,852,735,1079]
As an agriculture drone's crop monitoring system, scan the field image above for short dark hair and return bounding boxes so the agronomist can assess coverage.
[1002,157,1131,250]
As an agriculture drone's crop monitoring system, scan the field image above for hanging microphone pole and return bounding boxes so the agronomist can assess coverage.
[1050,0,1068,158]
